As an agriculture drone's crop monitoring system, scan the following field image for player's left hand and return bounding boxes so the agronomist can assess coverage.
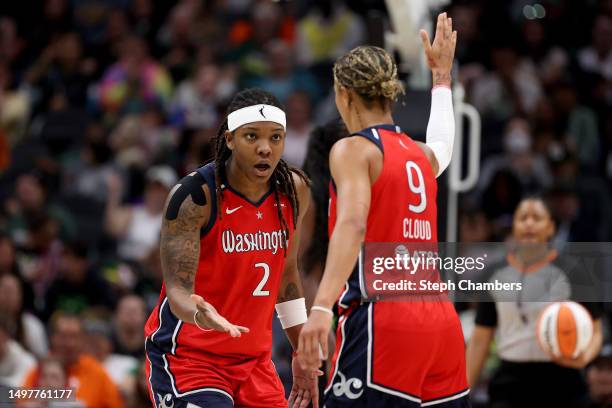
[297,310,332,373]
[289,355,323,408]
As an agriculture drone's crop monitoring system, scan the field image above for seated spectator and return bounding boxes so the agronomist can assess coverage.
[577,15,612,82]
[296,0,365,67]
[4,172,76,246]
[0,313,35,387]
[0,274,48,357]
[42,241,117,321]
[169,63,234,130]
[246,40,321,104]
[0,232,35,311]
[83,317,138,401]
[22,313,124,408]
[22,356,86,408]
[105,165,177,262]
[112,295,146,358]
[97,35,173,118]
[282,91,313,167]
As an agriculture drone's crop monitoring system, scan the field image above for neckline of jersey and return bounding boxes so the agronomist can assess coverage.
[221,162,274,207]
[353,123,403,135]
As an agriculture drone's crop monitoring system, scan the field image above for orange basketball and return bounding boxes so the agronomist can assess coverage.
[536,301,593,359]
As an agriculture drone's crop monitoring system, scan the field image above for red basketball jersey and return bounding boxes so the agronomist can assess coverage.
[328,124,438,306]
[145,163,294,361]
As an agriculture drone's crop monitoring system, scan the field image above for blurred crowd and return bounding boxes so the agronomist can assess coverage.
[0,0,609,406]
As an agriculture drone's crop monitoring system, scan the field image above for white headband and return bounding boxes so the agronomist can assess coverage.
[227,104,286,132]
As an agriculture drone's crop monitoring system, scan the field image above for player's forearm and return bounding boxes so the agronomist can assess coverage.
[166,286,198,324]
[313,219,366,308]
[466,326,494,387]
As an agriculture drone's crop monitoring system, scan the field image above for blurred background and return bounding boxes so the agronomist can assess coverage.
[0,0,610,407]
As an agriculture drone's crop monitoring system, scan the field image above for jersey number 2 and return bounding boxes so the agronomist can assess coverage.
[252,262,270,296]
[406,161,427,213]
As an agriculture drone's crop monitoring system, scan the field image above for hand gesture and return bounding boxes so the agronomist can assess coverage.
[420,12,457,86]
[552,352,591,369]
[190,294,249,337]
[288,356,323,408]
[297,310,332,372]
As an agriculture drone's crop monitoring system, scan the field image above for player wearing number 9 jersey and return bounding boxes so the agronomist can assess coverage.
[298,13,470,408]
[144,89,320,408]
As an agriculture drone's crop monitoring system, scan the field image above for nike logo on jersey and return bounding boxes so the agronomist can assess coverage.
[225,206,243,215]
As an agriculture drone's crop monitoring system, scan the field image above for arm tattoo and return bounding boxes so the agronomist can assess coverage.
[278,282,300,303]
[160,195,206,292]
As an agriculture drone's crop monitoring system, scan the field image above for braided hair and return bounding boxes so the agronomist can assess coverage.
[333,45,405,110]
[213,88,310,255]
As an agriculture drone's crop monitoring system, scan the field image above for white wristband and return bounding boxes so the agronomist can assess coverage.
[275,298,307,329]
[311,306,334,316]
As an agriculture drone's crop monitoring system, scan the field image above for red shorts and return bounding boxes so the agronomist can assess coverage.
[325,301,469,407]
[146,340,287,408]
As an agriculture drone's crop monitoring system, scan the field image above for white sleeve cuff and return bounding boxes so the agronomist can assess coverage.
[275,298,307,329]
[426,87,455,177]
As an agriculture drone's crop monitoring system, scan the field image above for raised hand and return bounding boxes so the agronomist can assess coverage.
[190,294,250,337]
[419,12,457,87]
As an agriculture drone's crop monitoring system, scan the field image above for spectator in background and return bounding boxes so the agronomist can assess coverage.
[551,81,600,172]
[169,63,230,130]
[0,313,36,387]
[105,165,176,263]
[296,0,365,69]
[4,172,76,246]
[471,45,543,123]
[98,35,173,118]
[23,32,95,113]
[479,117,552,195]
[520,19,569,87]
[22,313,124,408]
[0,232,35,311]
[282,91,313,167]
[112,295,146,358]
[0,274,48,358]
[42,241,117,321]
[247,39,321,104]
[227,1,294,83]
[578,15,612,82]
[23,356,86,407]
[83,317,138,401]
[109,109,179,170]
[0,61,30,148]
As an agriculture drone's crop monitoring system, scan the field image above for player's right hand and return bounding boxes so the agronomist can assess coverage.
[419,12,457,81]
[190,294,250,337]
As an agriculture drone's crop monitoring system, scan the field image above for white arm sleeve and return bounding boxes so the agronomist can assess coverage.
[426,87,455,177]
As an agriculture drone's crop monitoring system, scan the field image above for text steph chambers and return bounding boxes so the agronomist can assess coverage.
[372,279,523,292]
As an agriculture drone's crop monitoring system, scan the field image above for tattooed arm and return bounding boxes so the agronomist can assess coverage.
[278,173,311,350]
[161,178,248,336]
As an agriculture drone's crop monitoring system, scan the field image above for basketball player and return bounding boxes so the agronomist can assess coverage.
[298,13,470,407]
[144,88,319,408]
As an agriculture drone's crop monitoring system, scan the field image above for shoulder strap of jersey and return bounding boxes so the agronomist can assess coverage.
[351,124,403,154]
[195,162,218,236]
